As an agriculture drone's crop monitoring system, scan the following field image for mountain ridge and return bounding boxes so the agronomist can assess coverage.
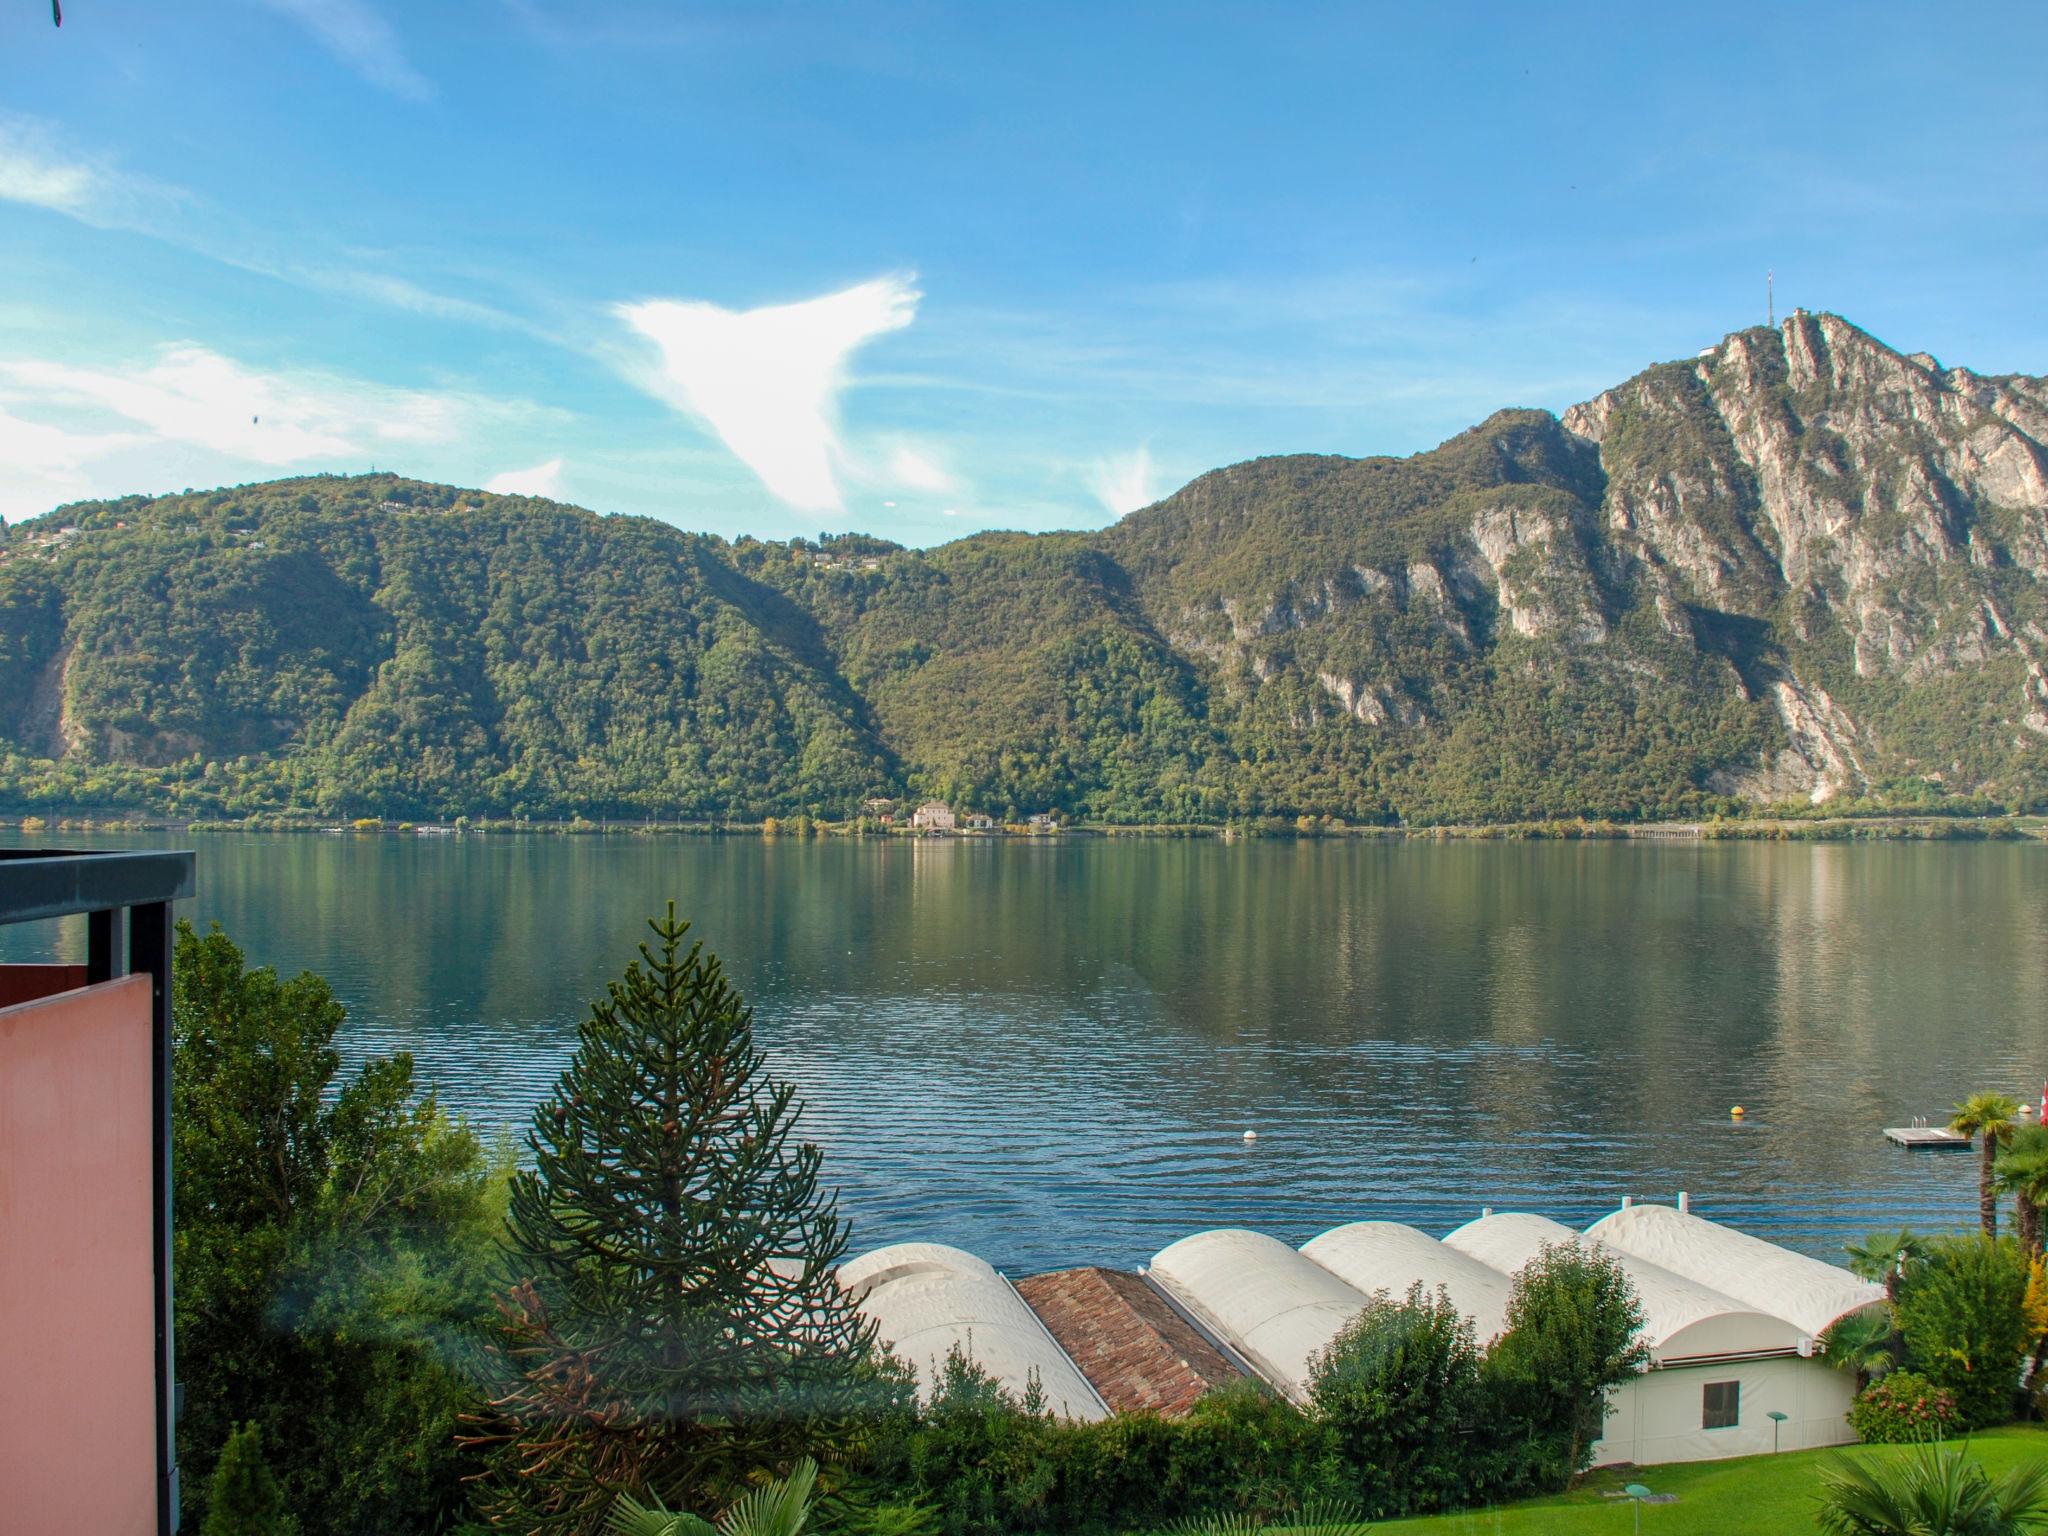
[3,310,2044,824]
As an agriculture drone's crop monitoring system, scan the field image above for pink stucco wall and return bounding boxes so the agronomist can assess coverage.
[0,973,160,1535]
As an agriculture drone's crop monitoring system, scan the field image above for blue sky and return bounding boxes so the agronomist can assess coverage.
[0,2,2042,544]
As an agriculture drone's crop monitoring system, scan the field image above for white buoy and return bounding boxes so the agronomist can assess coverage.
[1242,1129,1258,1142]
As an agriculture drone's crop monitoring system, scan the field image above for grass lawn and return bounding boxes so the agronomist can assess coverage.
[1367,1426,2048,1534]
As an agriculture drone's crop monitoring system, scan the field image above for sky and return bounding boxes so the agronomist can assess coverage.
[0,2,2042,545]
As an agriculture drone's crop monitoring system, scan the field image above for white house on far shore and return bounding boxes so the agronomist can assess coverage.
[911,802,956,831]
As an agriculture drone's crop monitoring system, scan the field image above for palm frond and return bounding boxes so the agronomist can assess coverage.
[606,1490,719,1536]
[720,1457,818,1536]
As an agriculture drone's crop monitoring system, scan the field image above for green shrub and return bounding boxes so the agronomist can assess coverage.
[868,1354,1341,1536]
[1308,1283,1482,1517]
[201,1423,297,1536]
[1848,1371,1963,1443]
[1482,1240,1649,1491]
[1896,1235,2032,1429]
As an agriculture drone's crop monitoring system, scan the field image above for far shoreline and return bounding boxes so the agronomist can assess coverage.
[4,810,2044,844]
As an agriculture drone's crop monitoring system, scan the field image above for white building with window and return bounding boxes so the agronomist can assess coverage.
[1149,1205,1881,1466]
[910,802,957,831]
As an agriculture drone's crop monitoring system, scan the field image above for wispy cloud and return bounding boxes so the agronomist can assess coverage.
[1086,445,1158,516]
[248,0,433,100]
[880,442,960,495]
[616,274,919,513]
[1,345,486,463]
[0,342,551,518]
[0,113,184,230]
[485,457,564,498]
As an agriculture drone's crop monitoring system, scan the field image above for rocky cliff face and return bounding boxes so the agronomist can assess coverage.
[1104,312,2048,808]
[1565,311,2048,801]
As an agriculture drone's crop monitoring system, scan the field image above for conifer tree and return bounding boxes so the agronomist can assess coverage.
[470,906,884,1533]
[201,1422,297,1536]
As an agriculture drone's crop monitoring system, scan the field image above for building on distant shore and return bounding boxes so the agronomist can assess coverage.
[1025,812,1059,830]
[964,813,995,831]
[911,802,956,832]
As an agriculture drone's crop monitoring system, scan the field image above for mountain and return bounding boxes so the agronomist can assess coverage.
[3,310,2045,825]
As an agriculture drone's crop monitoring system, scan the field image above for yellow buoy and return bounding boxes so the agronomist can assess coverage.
[1731,1106,1746,1118]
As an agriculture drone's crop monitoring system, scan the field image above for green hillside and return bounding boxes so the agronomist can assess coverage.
[3,313,2045,825]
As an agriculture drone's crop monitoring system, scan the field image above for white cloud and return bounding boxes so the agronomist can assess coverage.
[0,345,480,465]
[882,442,959,494]
[486,457,564,498]
[0,342,548,519]
[0,114,182,229]
[616,274,919,513]
[248,0,433,100]
[1087,445,1159,516]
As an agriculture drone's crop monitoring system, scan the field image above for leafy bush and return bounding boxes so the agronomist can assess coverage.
[1847,1372,1963,1444]
[1307,1284,1482,1517]
[1896,1236,2033,1429]
[871,1354,1342,1536]
[1481,1240,1649,1490]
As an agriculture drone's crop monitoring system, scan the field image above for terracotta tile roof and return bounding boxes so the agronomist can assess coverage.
[1015,1266,1243,1417]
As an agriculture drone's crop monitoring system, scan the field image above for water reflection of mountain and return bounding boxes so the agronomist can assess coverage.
[0,832,2032,1270]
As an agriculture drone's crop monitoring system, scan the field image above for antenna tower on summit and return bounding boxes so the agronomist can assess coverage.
[1768,270,1775,328]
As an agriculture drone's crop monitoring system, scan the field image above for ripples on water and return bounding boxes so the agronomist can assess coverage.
[5,832,2040,1272]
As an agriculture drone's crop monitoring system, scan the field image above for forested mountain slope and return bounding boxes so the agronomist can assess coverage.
[3,311,2044,824]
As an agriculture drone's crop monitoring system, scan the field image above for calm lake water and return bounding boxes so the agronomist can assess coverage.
[6,830,2043,1271]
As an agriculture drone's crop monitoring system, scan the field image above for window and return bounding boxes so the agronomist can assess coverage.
[1702,1380,1740,1430]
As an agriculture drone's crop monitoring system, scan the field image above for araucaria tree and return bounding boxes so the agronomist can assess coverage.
[470,907,885,1533]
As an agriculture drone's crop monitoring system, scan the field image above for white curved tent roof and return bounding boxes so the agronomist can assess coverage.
[1585,1204,1888,1340]
[1440,1211,1579,1274]
[1301,1221,1515,1343]
[840,1242,1106,1421]
[1443,1211,1804,1365]
[1148,1228,1373,1402]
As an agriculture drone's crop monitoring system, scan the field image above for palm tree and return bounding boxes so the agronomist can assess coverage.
[1821,1306,1901,1392]
[1817,1443,2048,1535]
[608,1459,817,1536]
[1950,1094,2022,1237]
[1995,1124,2048,1260]
[1846,1228,1930,1304]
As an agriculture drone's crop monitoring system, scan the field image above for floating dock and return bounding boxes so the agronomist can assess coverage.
[1883,1125,1972,1150]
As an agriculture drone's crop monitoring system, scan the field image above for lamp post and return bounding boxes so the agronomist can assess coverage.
[1624,1482,1654,1536]
[1768,1410,1788,1454]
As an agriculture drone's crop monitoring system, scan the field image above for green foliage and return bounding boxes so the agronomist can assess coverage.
[201,1422,299,1536]
[1816,1440,2048,1536]
[1995,1126,2048,1258]
[1306,1285,1482,1517]
[1848,1229,1932,1303]
[1163,1498,1372,1536]
[859,1357,1344,1536]
[607,1458,819,1536]
[472,907,889,1532]
[172,921,503,1536]
[1848,1373,1964,1445]
[1952,1096,2024,1238]
[1480,1240,1649,1489]
[1826,1306,1905,1392]
[1896,1236,2034,1430]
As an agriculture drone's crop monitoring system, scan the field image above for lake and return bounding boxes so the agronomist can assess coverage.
[4,830,2041,1272]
